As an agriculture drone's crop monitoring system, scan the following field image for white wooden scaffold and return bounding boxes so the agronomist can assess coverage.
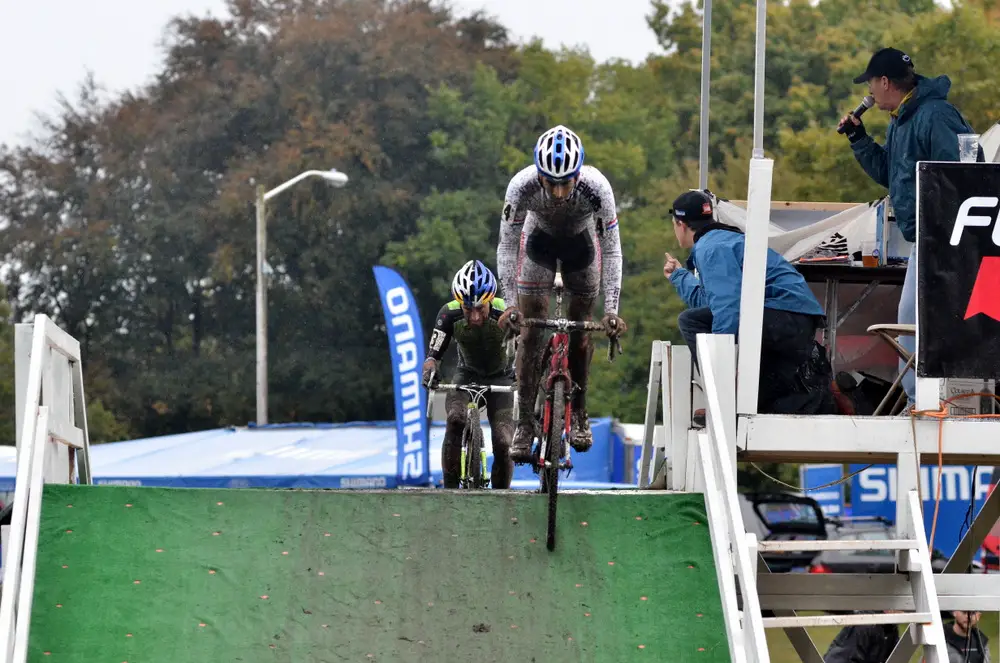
[636,0,1000,656]
[0,315,93,663]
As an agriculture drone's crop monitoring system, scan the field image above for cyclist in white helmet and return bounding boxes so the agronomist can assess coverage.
[496,125,626,464]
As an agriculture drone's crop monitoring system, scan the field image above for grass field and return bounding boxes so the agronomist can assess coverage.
[768,611,999,661]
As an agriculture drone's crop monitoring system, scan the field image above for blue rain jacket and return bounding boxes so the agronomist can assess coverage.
[669,226,824,336]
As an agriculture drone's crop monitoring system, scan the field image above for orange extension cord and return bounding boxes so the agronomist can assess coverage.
[910,391,1000,554]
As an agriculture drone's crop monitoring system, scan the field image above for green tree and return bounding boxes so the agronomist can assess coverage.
[3,0,999,454]
[0,0,517,437]
[381,45,686,419]
[0,286,126,445]
[644,0,1000,182]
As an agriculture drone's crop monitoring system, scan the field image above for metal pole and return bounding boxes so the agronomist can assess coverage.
[253,168,347,426]
[752,0,767,159]
[698,0,713,190]
[255,184,268,425]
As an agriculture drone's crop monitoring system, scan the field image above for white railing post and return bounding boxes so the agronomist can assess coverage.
[653,341,672,482]
[904,490,949,661]
[13,325,33,450]
[11,407,50,663]
[670,345,693,490]
[751,0,767,159]
[737,158,773,416]
[638,342,663,488]
[698,334,769,661]
[0,321,50,660]
[698,432,747,663]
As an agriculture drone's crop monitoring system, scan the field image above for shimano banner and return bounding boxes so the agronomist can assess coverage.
[916,162,1000,378]
[800,464,845,518]
[850,463,994,557]
[373,266,430,486]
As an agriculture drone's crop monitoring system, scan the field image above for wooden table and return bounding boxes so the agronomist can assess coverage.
[795,262,907,373]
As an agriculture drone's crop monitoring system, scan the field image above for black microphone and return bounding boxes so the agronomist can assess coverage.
[837,95,874,134]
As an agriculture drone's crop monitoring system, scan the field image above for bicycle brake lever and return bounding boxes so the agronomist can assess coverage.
[607,336,623,362]
[425,372,436,418]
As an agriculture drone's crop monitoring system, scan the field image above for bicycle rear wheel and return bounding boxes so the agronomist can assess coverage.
[544,380,565,551]
[464,419,485,489]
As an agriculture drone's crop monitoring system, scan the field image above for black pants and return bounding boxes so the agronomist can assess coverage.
[677,307,836,415]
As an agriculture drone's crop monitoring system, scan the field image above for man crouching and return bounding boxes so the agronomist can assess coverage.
[663,190,836,416]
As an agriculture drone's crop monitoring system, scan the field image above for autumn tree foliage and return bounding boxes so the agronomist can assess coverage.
[2,0,998,444]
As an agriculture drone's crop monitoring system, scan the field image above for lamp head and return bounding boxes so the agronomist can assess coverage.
[322,169,348,187]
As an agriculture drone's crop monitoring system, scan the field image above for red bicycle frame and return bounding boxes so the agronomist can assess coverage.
[541,330,575,469]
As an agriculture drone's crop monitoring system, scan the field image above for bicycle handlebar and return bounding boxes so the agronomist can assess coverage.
[424,377,515,417]
[517,318,606,332]
[432,383,515,394]
[503,314,623,362]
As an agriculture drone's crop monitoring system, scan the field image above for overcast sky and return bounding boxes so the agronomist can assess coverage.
[1,0,664,147]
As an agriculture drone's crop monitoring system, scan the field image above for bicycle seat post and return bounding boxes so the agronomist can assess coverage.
[553,259,564,317]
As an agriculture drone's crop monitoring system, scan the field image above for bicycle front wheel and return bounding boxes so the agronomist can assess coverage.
[465,419,485,489]
[544,380,565,551]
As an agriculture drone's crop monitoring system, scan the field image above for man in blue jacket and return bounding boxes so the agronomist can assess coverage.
[663,190,836,415]
[840,47,980,407]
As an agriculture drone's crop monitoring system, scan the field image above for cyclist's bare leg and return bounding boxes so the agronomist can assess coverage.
[486,388,514,488]
[567,294,596,451]
[442,389,469,488]
[510,292,548,464]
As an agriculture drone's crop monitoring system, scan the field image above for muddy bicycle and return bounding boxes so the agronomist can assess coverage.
[425,380,515,489]
[505,270,622,550]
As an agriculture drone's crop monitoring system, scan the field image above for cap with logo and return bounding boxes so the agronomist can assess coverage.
[670,190,715,225]
[853,47,914,84]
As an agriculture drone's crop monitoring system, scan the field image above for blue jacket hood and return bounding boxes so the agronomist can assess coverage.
[897,75,952,123]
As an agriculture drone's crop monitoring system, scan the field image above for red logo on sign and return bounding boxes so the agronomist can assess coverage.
[964,256,1000,321]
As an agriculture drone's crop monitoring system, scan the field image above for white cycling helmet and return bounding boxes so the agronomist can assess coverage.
[533,125,584,180]
[451,259,497,307]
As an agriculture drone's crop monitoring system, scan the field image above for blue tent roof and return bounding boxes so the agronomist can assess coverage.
[0,446,15,493]
[0,418,635,491]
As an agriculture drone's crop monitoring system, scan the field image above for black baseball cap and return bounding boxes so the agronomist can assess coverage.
[853,47,914,84]
[670,190,714,225]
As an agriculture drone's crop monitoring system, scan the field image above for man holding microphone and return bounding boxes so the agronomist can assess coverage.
[840,47,980,409]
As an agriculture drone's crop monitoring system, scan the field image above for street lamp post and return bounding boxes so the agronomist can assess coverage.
[255,169,349,425]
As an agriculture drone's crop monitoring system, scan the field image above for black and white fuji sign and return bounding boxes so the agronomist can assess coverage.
[917,161,1000,379]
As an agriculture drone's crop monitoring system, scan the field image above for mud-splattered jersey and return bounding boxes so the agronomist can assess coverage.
[496,164,622,315]
[427,298,510,377]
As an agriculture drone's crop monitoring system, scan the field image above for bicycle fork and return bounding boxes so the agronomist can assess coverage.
[459,403,489,486]
[537,379,574,473]
[459,448,490,484]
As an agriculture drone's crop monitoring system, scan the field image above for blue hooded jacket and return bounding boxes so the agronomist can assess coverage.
[668,225,824,336]
[851,75,978,242]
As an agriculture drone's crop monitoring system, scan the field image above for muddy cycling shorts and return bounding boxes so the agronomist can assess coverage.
[515,212,602,300]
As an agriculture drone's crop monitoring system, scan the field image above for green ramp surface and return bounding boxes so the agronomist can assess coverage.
[30,484,729,662]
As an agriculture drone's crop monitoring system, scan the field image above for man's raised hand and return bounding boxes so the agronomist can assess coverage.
[663,253,683,277]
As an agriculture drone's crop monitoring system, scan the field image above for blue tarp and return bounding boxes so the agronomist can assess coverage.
[0,446,15,493]
[0,418,633,491]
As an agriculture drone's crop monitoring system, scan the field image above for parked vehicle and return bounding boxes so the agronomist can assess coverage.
[740,491,829,573]
[808,517,948,574]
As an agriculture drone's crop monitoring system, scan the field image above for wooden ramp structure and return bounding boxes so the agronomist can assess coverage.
[638,0,1000,656]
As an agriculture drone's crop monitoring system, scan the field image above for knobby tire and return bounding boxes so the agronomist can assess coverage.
[545,381,565,551]
[465,418,484,489]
